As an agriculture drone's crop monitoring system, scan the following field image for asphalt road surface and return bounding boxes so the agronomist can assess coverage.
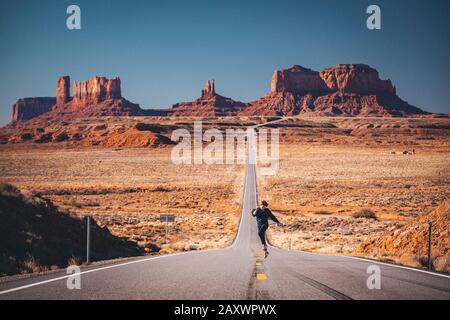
[1,128,449,300]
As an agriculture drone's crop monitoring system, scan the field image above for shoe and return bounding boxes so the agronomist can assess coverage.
[264,249,269,259]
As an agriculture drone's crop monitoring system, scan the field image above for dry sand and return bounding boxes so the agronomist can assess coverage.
[1,116,448,270]
[0,146,244,254]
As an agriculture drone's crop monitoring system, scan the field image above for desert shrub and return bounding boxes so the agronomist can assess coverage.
[83,200,100,207]
[152,186,172,192]
[20,254,48,274]
[0,182,18,194]
[418,256,431,269]
[34,132,53,143]
[67,256,82,266]
[67,198,83,208]
[314,210,332,215]
[134,123,168,132]
[93,124,107,131]
[65,197,99,208]
[1,188,143,276]
[353,209,377,220]
[20,133,33,141]
[398,253,422,268]
[433,256,449,272]
[123,187,142,193]
[53,132,69,142]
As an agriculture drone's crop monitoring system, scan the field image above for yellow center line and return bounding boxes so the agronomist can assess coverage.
[256,273,266,280]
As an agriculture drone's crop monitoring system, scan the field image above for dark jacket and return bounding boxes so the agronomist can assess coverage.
[252,207,280,225]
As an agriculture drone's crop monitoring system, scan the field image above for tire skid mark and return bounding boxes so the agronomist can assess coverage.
[283,268,353,300]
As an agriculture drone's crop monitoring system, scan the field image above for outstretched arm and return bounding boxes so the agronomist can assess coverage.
[267,208,281,224]
[251,208,257,217]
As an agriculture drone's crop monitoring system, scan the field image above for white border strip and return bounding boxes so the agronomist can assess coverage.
[0,248,228,296]
[268,236,450,279]
[254,122,450,280]
[0,129,259,296]
[3,118,447,297]
[230,151,248,248]
[343,255,450,279]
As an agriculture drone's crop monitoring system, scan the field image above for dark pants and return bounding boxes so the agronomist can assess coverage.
[257,223,269,245]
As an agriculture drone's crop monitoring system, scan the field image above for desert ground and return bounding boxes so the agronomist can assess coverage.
[259,116,449,270]
[0,145,244,255]
[262,144,448,248]
[0,115,449,271]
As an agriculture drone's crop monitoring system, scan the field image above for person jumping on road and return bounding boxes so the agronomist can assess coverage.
[252,200,283,258]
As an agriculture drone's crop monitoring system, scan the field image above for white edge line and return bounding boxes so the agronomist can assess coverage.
[0,247,230,296]
[5,118,446,296]
[268,236,450,280]
[1,128,258,296]
[341,255,450,279]
[254,122,450,281]
[230,144,247,248]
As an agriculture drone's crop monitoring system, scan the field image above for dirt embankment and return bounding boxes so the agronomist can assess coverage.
[0,183,143,276]
[356,200,449,273]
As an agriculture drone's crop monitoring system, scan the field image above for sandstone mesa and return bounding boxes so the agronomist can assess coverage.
[9,63,428,123]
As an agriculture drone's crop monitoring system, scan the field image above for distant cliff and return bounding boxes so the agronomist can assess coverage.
[240,64,427,117]
[169,80,247,116]
[10,76,164,123]
[46,75,149,119]
[9,64,429,123]
[12,98,56,122]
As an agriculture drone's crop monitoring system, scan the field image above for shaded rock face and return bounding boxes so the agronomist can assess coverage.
[320,64,396,95]
[201,79,216,98]
[10,75,152,123]
[50,75,143,119]
[170,80,247,117]
[270,64,395,96]
[271,65,329,95]
[11,98,56,122]
[357,200,450,273]
[243,64,426,117]
[0,184,143,276]
[56,76,70,105]
[73,76,122,105]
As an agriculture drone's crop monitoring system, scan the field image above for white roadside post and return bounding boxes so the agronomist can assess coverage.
[427,219,432,271]
[86,216,91,264]
[160,214,176,244]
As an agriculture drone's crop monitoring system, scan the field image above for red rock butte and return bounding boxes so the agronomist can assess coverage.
[11,76,165,122]
[9,64,428,123]
[240,64,426,117]
[50,75,142,117]
[169,79,247,117]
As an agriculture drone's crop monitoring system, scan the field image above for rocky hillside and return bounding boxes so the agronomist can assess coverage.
[357,200,449,273]
[0,183,143,276]
[2,119,175,147]
[12,97,56,122]
[241,64,427,117]
[169,80,247,116]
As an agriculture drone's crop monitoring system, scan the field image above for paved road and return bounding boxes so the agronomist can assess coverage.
[1,128,449,300]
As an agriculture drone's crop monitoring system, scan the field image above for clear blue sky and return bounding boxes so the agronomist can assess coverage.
[0,0,449,125]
